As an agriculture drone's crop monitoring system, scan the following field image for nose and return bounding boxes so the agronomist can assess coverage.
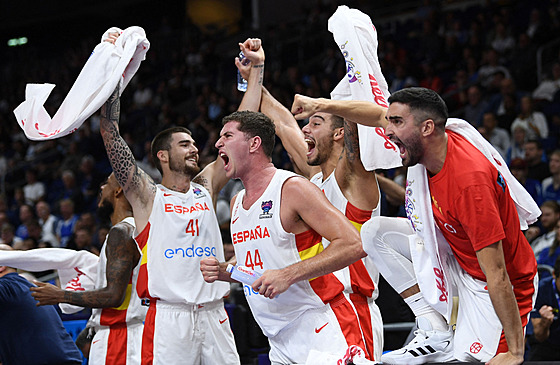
[302,123,310,134]
[384,123,394,137]
[215,137,223,149]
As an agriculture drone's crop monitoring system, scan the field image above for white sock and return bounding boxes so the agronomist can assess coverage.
[403,292,448,331]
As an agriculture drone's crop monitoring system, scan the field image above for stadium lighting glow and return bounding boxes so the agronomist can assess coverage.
[7,37,28,47]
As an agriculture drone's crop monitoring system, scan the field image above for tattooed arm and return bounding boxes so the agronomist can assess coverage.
[30,222,140,308]
[99,87,156,231]
[335,120,380,211]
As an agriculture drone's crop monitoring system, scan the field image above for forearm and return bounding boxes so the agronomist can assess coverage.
[238,64,264,112]
[532,318,551,342]
[487,274,524,356]
[312,98,387,128]
[99,92,140,194]
[282,237,365,285]
[262,88,314,178]
[377,175,405,205]
[63,287,126,308]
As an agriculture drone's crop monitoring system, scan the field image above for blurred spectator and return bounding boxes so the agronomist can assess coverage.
[533,62,560,103]
[478,112,510,157]
[524,139,550,182]
[463,85,488,127]
[510,158,542,207]
[0,244,82,365]
[511,96,549,140]
[489,22,515,56]
[0,223,22,247]
[15,204,35,240]
[477,48,511,89]
[537,219,560,270]
[529,201,560,256]
[23,169,46,205]
[529,256,560,361]
[56,198,79,248]
[389,64,417,93]
[35,201,60,247]
[509,33,538,92]
[542,150,560,203]
[526,8,550,45]
[52,170,84,213]
[487,77,523,121]
[78,155,104,213]
[13,237,38,251]
[66,227,99,255]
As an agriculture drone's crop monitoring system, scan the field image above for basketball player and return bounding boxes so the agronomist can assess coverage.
[100,30,239,365]
[231,38,406,361]
[31,173,145,365]
[291,87,538,365]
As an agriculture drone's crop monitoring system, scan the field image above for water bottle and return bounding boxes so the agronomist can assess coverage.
[236,51,250,92]
[226,264,261,286]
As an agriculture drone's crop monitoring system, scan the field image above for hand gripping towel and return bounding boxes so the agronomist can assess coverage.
[13,26,150,140]
[405,118,541,320]
[328,6,401,170]
[0,248,99,313]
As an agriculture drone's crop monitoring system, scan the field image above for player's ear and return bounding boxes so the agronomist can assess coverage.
[249,136,262,153]
[157,150,168,165]
[333,127,344,141]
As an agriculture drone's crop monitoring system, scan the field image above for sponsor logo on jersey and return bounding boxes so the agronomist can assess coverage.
[193,187,206,198]
[164,202,210,214]
[232,225,271,244]
[164,244,217,259]
[260,200,273,219]
[496,172,505,193]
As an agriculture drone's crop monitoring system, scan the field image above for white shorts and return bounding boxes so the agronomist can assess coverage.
[141,299,239,365]
[448,258,538,362]
[89,322,143,365]
[268,293,376,365]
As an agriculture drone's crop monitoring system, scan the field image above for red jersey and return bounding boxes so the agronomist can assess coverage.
[428,131,536,284]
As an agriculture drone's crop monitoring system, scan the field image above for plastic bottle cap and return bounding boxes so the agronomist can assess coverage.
[226,264,234,274]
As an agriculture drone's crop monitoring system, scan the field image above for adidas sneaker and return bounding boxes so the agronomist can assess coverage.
[381,317,454,364]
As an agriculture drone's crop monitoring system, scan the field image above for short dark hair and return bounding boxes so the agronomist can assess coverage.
[388,87,448,131]
[222,111,276,158]
[151,127,193,174]
[329,115,344,130]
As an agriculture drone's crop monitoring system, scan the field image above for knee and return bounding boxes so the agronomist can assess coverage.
[360,216,385,252]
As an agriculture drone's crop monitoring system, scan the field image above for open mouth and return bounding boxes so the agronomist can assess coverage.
[305,138,316,157]
[392,139,406,159]
[219,152,230,169]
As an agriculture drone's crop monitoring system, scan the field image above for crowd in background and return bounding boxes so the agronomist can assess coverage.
[1,0,560,360]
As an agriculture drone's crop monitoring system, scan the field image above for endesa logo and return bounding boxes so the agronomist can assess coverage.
[164,244,217,259]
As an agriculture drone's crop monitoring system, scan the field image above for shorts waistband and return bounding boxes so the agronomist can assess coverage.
[150,298,224,311]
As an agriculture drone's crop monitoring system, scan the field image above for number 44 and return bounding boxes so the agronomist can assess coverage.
[245,249,263,270]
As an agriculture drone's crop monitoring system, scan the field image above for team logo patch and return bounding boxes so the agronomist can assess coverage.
[193,187,205,198]
[496,172,505,193]
[469,342,483,354]
[260,200,273,219]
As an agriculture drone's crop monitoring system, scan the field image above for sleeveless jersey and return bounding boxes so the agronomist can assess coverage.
[230,169,346,337]
[90,217,146,328]
[310,171,380,300]
[135,184,229,304]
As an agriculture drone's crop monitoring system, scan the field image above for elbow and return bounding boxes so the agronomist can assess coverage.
[351,238,367,261]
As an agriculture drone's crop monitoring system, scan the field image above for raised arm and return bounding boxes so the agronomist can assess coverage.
[193,159,227,208]
[99,88,156,231]
[237,38,265,112]
[31,222,139,308]
[261,87,318,178]
[292,95,388,128]
[253,178,365,298]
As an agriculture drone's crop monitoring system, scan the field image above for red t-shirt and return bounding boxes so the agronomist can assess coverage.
[428,131,536,284]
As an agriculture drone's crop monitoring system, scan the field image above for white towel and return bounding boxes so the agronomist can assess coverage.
[13,26,150,141]
[0,248,99,314]
[328,6,401,170]
[406,118,541,319]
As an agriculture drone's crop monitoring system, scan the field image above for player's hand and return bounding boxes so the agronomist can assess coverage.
[104,31,120,45]
[235,55,251,81]
[486,351,523,365]
[252,269,290,299]
[291,94,320,120]
[238,38,264,65]
[30,281,64,306]
[200,257,221,283]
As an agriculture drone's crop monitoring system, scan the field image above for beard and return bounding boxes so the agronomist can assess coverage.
[399,132,424,167]
[307,138,333,166]
[169,154,201,178]
[96,200,114,225]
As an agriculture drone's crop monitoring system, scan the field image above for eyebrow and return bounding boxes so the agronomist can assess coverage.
[310,115,325,122]
[387,115,402,121]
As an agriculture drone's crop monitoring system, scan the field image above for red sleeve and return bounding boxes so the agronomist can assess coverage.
[454,183,506,251]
